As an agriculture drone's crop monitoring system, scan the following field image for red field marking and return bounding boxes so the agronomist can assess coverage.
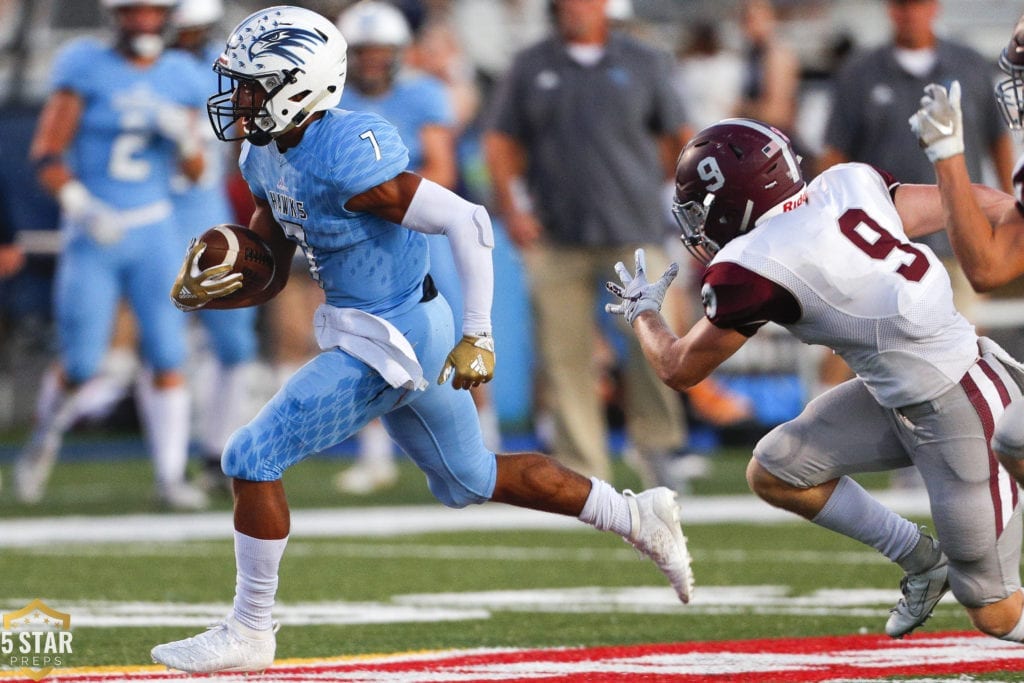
[20,630,1024,682]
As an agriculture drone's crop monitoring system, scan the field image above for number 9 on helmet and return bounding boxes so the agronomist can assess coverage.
[672,118,806,265]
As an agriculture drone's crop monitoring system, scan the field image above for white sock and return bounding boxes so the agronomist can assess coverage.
[137,375,190,488]
[578,477,633,537]
[812,475,920,563]
[477,403,502,452]
[200,362,256,457]
[233,532,288,632]
[357,419,396,465]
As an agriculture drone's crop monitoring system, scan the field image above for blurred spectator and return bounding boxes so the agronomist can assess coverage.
[673,21,744,131]
[484,0,689,489]
[15,0,208,510]
[734,0,801,136]
[0,184,24,279]
[451,0,549,90]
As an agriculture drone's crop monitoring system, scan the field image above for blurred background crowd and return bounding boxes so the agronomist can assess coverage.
[1,0,1023,504]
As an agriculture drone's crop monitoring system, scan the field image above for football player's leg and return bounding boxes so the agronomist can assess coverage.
[909,357,1024,639]
[16,239,118,503]
[994,399,1024,486]
[749,379,929,565]
[384,294,692,600]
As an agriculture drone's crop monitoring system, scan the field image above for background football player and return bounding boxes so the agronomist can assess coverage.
[18,0,208,510]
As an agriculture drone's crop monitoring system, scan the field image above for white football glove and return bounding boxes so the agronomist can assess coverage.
[438,333,495,390]
[605,248,679,325]
[170,238,243,312]
[908,80,964,163]
[58,180,124,245]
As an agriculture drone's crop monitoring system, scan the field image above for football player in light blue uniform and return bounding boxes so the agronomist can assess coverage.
[334,0,500,495]
[18,0,208,510]
[152,7,692,673]
[170,0,260,490]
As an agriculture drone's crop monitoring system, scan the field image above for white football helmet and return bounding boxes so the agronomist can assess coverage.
[172,0,223,29]
[102,0,178,59]
[208,5,348,146]
[337,1,412,48]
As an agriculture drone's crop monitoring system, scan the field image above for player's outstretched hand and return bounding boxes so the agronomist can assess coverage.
[170,238,243,312]
[605,248,679,325]
[438,334,495,390]
[909,80,964,163]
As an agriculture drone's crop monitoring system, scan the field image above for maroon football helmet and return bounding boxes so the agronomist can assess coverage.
[672,118,805,264]
[996,14,1024,132]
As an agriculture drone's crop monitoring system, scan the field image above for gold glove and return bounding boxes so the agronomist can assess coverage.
[437,334,495,390]
[170,238,243,312]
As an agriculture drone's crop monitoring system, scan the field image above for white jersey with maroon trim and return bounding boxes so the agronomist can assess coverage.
[702,162,978,408]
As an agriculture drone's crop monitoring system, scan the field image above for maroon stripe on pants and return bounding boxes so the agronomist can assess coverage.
[961,369,1004,536]
[978,358,1019,509]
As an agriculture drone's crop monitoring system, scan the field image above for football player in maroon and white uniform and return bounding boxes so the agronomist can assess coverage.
[909,14,1024,492]
[606,118,1024,642]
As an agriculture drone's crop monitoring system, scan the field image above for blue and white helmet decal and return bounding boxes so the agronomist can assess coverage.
[246,25,325,67]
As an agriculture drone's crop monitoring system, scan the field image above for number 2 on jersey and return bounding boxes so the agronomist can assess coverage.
[838,209,929,282]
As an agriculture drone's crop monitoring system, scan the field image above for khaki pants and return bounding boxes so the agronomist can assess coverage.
[523,243,686,482]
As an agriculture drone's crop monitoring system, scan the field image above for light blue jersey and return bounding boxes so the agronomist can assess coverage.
[239,109,426,312]
[53,38,206,209]
[52,39,203,381]
[225,108,496,506]
[172,42,257,367]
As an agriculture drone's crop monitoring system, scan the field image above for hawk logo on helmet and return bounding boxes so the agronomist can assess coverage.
[249,27,326,66]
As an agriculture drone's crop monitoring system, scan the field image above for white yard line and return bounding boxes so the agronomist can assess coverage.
[0,490,932,548]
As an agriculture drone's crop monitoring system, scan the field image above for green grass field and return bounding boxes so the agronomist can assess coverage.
[1,435,984,675]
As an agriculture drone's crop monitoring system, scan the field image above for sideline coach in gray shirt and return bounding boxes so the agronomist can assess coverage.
[483,0,690,488]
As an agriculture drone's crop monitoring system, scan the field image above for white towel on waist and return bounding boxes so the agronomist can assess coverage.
[313,304,427,391]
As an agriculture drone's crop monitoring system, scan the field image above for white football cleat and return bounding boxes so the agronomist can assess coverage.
[334,459,398,495]
[623,487,695,604]
[151,615,278,673]
[156,482,209,511]
[886,555,950,638]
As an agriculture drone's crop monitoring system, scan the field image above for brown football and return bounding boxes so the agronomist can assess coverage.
[196,224,275,308]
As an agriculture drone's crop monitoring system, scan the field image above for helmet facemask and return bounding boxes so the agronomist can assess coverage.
[997,51,1024,135]
[673,192,720,265]
[208,65,303,146]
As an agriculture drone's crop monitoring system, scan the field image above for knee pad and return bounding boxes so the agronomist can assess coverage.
[993,401,1024,459]
[425,455,496,509]
[221,425,282,482]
